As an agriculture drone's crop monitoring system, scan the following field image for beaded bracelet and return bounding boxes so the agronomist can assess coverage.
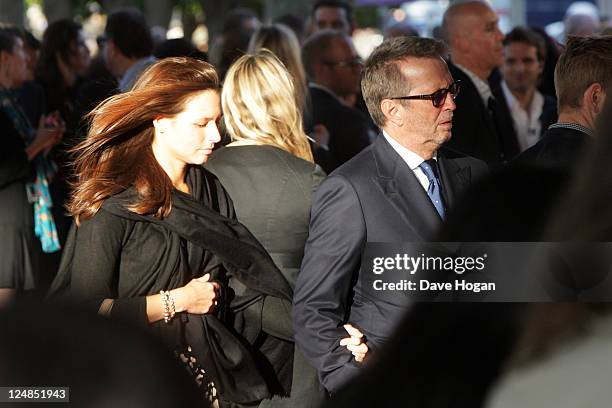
[160,290,176,323]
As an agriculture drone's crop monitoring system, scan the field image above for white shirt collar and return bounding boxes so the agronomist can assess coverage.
[382,130,436,170]
[382,130,438,192]
[454,63,492,104]
[500,80,544,151]
[500,80,543,115]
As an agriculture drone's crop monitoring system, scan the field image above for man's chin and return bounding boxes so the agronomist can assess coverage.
[435,130,452,145]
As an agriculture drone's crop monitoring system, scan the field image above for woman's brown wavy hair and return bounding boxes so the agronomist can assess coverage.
[68,57,219,224]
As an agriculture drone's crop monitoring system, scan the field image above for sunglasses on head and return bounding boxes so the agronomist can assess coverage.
[388,80,461,108]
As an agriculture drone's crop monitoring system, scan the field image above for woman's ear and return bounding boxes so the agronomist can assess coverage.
[153,117,168,134]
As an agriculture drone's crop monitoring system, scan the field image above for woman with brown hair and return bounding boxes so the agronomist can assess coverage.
[48,57,293,407]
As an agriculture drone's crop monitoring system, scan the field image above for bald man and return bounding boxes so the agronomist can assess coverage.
[442,1,519,165]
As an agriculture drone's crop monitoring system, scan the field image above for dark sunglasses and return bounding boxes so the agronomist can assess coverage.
[96,35,107,48]
[388,80,461,108]
[321,57,363,69]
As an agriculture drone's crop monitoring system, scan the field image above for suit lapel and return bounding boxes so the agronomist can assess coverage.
[371,136,441,240]
[449,62,500,151]
[437,152,472,210]
[490,82,520,159]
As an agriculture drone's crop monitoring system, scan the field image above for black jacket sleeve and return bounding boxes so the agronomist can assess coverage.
[69,209,148,326]
[0,110,29,189]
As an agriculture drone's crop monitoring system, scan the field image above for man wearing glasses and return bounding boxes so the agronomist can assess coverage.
[303,31,373,173]
[294,36,487,394]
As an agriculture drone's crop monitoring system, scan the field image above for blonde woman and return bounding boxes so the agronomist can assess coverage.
[205,51,365,407]
[247,24,330,165]
[247,24,307,114]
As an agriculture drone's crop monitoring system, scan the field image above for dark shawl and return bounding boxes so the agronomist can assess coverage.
[48,166,293,405]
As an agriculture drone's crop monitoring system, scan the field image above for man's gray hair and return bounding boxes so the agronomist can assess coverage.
[361,36,447,128]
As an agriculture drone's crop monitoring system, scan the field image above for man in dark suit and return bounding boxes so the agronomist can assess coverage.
[302,31,372,173]
[517,36,612,169]
[442,1,518,166]
[496,26,557,153]
[293,36,487,393]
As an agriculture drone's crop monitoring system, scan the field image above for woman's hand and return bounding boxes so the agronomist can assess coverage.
[312,123,330,150]
[340,323,368,363]
[40,112,65,152]
[146,274,220,323]
[26,114,65,160]
[173,274,220,315]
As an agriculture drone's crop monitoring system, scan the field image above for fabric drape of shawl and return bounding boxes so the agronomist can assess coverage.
[0,88,60,253]
[48,166,293,405]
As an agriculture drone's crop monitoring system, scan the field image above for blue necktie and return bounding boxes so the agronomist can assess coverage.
[419,159,446,219]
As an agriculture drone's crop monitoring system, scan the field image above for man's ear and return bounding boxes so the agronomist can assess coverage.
[106,39,118,58]
[380,99,403,127]
[0,50,9,66]
[585,82,606,116]
[537,60,545,76]
[452,35,469,55]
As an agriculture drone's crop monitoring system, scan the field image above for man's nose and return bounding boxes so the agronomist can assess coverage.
[444,92,457,111]
[496,26,504,42]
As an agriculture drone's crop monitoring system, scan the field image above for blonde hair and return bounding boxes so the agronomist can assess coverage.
[222,50,313,162]
[247,24,308,113]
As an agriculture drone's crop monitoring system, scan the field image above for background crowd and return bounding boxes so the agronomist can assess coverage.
[1,0,612,407]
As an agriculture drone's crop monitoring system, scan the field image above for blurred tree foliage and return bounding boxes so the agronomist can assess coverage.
[354,5,379,29]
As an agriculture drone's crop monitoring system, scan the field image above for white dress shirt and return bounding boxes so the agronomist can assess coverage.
[454,63,493,105]
[382,131,437,193]
[501,80,544,152]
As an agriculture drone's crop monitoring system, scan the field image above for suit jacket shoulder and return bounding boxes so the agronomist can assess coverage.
[514,127,589,169]
[205,145,325,285]
[446,62,506,164]
[308,86,371,173]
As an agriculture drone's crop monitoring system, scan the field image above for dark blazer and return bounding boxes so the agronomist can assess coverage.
[206,145,325,287]
[0,109,38,289]
[445,62,516,166]
[307,85,372,174]
[514,126,591,170]
[293,135,487,393]
[205,145,327,408]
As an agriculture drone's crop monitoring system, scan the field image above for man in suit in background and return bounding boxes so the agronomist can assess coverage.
[517,35,612,169]
[293,36,487,394]
[310,0,355,36]
[302,31,372,173]
[496,26,557,153]
[442,1,518,166]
